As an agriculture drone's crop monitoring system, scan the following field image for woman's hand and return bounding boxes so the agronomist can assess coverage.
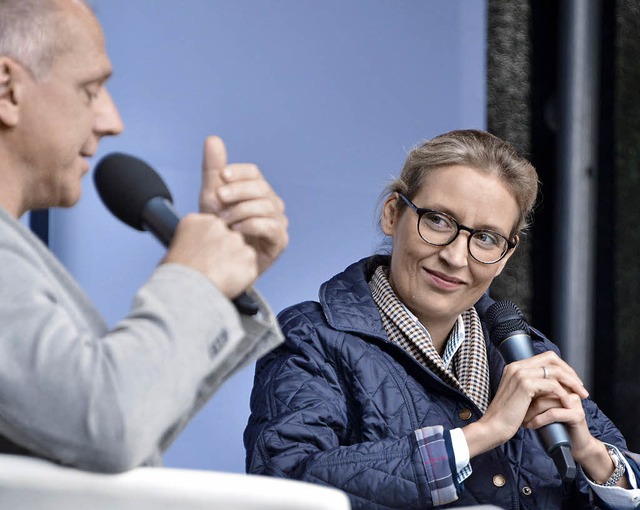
[522,362,629,488]
[463,351,589,458]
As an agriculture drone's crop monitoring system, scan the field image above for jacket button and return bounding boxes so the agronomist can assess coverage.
[459,408,472,420]
[492,474,506,487]
[522,486,532,496]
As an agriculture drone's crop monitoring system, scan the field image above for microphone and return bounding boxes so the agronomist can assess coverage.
[93,152,259,316]
[484,300,576,482]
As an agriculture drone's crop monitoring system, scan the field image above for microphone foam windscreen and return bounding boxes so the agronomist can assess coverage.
[484,300,530,346]
[94,152,172,231]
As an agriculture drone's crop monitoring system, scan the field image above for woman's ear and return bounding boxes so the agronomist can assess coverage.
[381,194,399,236]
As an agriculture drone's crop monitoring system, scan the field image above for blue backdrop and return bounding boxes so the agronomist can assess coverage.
[48,0,486,473]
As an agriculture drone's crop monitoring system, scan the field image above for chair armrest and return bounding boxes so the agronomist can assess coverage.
[0,454,351,510]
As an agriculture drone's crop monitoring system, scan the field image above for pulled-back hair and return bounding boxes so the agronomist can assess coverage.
[0,0,68,80]
[385,129,539,232]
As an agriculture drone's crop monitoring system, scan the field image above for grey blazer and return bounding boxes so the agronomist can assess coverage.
[0,207,282,472]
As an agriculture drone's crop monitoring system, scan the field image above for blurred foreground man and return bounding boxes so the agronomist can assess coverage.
[0,0,288,472]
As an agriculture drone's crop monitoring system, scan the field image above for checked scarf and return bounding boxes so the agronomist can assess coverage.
[368,265,490,413]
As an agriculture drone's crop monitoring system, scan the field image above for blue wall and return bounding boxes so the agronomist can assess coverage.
[49,0,486,473]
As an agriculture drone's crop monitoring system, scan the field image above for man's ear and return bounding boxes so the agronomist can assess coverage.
[0,57,23,128]
[381,194,399,236]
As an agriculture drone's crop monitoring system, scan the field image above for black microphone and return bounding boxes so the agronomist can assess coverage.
[93,152,259,316]
[484,300,576,482]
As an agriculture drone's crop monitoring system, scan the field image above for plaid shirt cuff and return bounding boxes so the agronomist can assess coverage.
[415,425,460,506]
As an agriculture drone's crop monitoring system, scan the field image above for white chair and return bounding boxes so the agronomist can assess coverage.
[0,454,351,509]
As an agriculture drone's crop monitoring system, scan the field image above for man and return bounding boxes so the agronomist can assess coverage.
[0,0,288,473]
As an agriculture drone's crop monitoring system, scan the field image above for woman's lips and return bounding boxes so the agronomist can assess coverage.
[426,269,465,290]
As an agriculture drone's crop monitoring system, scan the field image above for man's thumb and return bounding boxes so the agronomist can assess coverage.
[200,135,228,213]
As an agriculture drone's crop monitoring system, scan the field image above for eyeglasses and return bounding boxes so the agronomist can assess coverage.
[397,193,517,264]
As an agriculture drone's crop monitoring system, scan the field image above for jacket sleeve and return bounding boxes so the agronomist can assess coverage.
[531,331,640,508]
[244,305,459,509]
[0,232,283,473]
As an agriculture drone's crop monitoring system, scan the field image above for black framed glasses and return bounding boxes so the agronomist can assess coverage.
[397,193,517,264]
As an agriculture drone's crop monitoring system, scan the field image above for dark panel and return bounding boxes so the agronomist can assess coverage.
[529,0,559,339]
[489,0,634,446]
[29,209,49,245]
[613,0,640,450]
[486,0,535,321]
[592,0,617,422]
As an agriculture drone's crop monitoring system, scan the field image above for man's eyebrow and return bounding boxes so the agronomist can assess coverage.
[82,70,113,87]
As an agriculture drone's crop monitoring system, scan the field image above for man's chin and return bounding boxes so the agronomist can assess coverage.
[57,188,83,209]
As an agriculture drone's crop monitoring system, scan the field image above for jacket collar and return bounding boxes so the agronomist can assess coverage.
[319,255,496,331]
[319,255,390,341]
[318,254,501,367]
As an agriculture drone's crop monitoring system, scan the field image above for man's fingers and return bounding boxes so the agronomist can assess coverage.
[217,179,274,206]
[219,197,277,224]
[164,213,258,298]
[221,163,263,181]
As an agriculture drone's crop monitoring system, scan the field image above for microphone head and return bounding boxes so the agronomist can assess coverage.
[484,300,530,346]
[94,152,173,231]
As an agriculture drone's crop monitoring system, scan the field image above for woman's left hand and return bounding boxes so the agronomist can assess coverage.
[509,351,590,451]
[522,358,627,487]
[523,391,595,459]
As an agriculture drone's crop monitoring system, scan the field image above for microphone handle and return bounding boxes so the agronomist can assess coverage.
[539,428,576,481]
[142,197,260,316]
[498,333,576,482]
[142,197,180,247]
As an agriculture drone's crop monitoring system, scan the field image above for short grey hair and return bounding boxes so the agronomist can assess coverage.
[0,0,67,80]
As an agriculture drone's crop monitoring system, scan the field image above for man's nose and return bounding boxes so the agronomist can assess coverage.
[94,87,124,137]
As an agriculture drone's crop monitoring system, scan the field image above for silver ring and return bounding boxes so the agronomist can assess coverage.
[542,366,549,379]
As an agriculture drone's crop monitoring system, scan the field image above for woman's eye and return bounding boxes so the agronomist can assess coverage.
[473,232,501,247]
[424,213,452,231]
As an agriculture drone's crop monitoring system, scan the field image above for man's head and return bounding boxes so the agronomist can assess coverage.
[0,0,124,217]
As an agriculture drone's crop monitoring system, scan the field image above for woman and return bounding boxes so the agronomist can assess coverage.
[244,130,640,509]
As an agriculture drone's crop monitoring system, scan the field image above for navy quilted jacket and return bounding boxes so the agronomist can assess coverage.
[244,256,628,509]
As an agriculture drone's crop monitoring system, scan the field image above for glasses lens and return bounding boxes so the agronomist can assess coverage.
[416,206,512,264]
[469,231,508,263]
[418,211,457,245]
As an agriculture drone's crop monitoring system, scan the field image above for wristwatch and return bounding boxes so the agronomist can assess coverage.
[603,445,627,487]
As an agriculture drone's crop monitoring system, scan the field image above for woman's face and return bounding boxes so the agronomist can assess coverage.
[381,165,520,326]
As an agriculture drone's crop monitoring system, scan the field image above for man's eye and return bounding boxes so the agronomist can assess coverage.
[85,87,100,101]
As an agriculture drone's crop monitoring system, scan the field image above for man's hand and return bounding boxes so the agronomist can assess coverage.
[199,136,288,275]
[163,213,258,299]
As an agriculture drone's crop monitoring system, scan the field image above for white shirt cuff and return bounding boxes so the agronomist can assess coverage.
[450,427,470,473]
[587,444,640,508]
